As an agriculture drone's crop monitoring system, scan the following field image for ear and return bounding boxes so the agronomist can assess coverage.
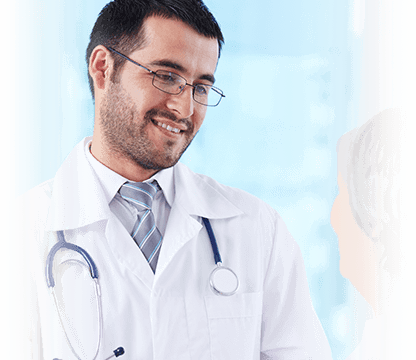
[89,45,113,92]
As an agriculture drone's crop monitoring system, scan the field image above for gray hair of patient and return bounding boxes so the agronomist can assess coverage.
[336,108,403,275]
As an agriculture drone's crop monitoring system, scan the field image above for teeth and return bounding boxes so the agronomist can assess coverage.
[156,121,181,134]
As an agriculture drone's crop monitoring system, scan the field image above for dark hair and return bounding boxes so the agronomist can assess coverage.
[86,0,224,99]
[350,110,404,276]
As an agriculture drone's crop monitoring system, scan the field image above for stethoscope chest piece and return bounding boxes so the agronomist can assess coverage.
[209,263,239,296]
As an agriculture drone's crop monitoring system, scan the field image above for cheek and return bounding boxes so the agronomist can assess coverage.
[127,82,167,111]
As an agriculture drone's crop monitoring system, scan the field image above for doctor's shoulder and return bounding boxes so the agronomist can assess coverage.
[192,169,289,241]
[194,169,273,205]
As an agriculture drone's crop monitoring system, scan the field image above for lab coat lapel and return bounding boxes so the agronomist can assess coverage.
[156,203,202,275]
[156,163,243,275]
[45,137,112,231]
[106,215,154,290]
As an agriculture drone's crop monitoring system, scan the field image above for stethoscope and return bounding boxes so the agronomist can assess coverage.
[201,217,240,296]
[45,217,239,360]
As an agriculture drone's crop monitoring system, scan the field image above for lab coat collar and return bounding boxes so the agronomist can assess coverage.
[46,138,243,231]
[173,162,243,220]
[46,137,112,231]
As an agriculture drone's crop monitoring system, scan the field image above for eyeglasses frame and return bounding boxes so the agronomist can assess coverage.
[106,47,225,107]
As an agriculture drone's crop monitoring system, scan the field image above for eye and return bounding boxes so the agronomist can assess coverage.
[155,71,177,84]
[194,84,210,97]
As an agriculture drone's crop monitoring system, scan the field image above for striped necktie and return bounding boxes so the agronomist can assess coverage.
[119,181,163,273]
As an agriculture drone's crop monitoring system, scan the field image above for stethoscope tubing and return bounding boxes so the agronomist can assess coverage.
[50,275,103,360]
[45,231,99,288]
[45,217,238,359]
[201,217,222,264]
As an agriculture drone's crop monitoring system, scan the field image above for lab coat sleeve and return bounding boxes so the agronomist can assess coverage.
[260,212,333,360]
[14,190,43,360]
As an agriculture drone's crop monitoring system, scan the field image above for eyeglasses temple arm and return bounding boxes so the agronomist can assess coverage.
[106,47,154,74]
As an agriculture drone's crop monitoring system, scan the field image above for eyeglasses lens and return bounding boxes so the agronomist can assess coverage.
[152,70,222,107]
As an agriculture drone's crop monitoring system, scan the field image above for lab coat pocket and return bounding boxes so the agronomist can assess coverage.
[204,292,262,360]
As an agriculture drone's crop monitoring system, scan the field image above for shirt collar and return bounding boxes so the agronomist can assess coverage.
[151,166,174,207]
[85,140,127,205]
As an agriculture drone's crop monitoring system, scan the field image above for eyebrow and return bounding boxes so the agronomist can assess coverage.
[148,59,216,84]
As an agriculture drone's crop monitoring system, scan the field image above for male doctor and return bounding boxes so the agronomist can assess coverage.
[21,0,332,359]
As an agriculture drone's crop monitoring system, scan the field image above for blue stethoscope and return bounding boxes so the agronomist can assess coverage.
[45,217,239,360]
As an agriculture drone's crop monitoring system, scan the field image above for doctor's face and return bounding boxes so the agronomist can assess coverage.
[98,16,219,173]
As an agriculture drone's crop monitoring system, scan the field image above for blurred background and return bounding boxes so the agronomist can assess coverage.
[4,1,414,359]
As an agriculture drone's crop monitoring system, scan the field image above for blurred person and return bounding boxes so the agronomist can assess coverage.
[331,108,404,359]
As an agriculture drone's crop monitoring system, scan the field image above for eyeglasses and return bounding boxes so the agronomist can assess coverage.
[107,47,225,107]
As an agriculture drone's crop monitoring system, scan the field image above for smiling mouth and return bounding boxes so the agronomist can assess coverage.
[153,120,182,134]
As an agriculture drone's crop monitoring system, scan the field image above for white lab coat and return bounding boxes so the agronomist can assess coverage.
[20,137,332,360]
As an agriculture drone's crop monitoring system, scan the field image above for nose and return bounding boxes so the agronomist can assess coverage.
[166,84,195,119]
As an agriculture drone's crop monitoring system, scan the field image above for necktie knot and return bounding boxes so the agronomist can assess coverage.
[119,181,159,211]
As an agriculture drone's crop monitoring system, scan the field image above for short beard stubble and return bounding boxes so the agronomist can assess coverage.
[99,80,196,172]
